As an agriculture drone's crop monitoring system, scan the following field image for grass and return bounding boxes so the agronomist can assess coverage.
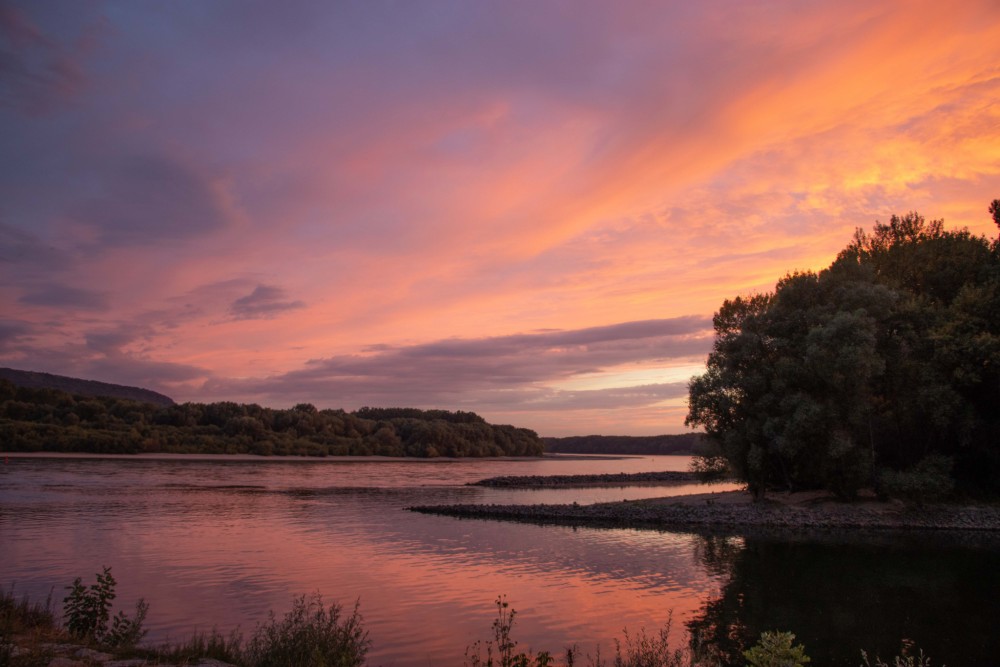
[2,578,941,667]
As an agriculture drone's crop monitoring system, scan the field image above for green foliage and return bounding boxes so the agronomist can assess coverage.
[689,454,730,482]
[743,631,811,667]
[879,455,955,503]
[688,205,1000,499]
[243,593,369,667]
[62,567,147,649]
[0,382,544,458]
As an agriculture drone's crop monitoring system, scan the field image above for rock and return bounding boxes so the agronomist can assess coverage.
[48,658,87,667]
[75,647,114,661]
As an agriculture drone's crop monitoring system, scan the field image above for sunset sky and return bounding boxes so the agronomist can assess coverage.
[2,1,999,436]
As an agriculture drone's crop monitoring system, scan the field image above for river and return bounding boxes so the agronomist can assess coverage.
[1,454,997,665]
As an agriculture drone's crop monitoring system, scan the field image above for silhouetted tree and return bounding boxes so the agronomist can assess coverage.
[688,205,1000,499]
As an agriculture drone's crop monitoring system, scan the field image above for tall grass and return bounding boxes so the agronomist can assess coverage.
[2,579,943,667]
[1,585,57,667]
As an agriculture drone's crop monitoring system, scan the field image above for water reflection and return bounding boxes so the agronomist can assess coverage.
[2,456,998,666]
[685,531,1000,666]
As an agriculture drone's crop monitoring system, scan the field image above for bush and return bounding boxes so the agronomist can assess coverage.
[744,631,811,667]
[243,593,369,667]
[880,455,955,503]
[689,455,730,483]
[861,643,934,667]
[604,623,688,667]
[62,567,147,649]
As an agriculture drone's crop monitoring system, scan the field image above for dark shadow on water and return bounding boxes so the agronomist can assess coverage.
[686,531,1000,666]
[416,512,1000,665]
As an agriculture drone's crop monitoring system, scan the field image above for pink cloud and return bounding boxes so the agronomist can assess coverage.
[1,1,998,434]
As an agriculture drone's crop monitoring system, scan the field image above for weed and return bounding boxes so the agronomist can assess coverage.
[861,640,937,667]
[242,592,369,667]
[143,627,244,665]
[465,596,554,667]
[62,567,147,649]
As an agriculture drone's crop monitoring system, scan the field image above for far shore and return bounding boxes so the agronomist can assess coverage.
[410,489,1000,532]
[0,451,649,463]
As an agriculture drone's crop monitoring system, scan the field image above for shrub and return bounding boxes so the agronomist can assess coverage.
[743,631,811,667]
[243,593,369,667]
[690,455,730,483]
[861,647,934,667]
[62,567,147,649]
[880,455,955,503]
[604,622,688,667]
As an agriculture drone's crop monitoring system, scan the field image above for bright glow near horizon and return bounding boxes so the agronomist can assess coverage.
[2,1,999,435]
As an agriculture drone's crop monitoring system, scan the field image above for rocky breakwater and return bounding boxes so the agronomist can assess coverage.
[469,471,700,488]
[409,491,1000,532]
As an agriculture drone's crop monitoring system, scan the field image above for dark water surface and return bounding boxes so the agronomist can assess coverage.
[1,454,997,666]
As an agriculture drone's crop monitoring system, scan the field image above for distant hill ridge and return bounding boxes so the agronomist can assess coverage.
[0,367,175,407]
[542,433,705,455]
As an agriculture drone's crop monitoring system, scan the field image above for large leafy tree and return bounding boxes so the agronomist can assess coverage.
[688,207,1000,499]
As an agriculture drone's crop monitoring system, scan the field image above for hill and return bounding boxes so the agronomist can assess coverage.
[0,378,542,457]
[542,433,705,455]
[0,367,175,407]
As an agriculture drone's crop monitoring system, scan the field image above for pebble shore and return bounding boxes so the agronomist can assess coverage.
[409,491,1000,532]
[8,642,236,667]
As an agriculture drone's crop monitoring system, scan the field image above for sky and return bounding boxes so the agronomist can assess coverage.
[2,1,999,436]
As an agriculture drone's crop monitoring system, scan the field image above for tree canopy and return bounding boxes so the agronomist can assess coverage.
[0,383,543,458]
[687,207,1000,499]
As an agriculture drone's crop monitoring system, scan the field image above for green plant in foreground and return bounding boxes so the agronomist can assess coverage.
[861,644,936,667]
[62,567,147,649]
[242,592,369,667]
[465,596,554,667]
[743,631,810,667]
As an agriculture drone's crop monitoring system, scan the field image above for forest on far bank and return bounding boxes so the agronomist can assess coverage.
[0,382,543,458]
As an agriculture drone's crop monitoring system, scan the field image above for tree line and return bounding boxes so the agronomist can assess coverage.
[0,382,543,458]
[687,203,1000,500]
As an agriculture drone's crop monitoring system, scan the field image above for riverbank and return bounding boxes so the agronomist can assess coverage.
[469,470,700,487]
[409,489,1000,532]
[1,452,631,463]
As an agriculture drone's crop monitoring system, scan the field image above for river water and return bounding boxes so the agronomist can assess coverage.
[1,454,998,666]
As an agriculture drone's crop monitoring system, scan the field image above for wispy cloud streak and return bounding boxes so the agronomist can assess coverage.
[1,1,998,434]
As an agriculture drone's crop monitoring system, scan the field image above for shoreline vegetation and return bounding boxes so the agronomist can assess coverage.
[0,381,543,458]
[2,576,936,667]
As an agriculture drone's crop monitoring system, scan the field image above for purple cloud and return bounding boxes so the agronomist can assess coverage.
[0,318,34,352]
[72,154,231,246]
[200,316,712,412]
[0,3,90,116]
[18,284,109,311]
[230,285,306,320]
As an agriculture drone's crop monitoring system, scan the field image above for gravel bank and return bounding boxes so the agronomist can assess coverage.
[409,491,1000,532]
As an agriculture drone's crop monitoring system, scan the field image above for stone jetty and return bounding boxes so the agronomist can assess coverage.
[410,490,1000,532]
